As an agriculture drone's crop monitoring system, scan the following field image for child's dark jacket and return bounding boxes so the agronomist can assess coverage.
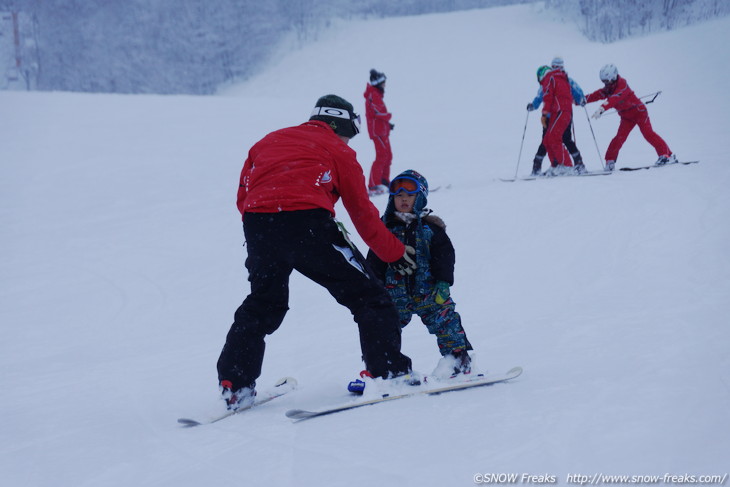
[366,212,455,297]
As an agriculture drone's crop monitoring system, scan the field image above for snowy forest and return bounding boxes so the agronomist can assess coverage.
[1,0,729,94]
[545,0,730,42]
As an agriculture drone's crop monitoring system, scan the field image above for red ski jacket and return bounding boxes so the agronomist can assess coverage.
[540,69,573,115]
[364,84,392,139]
[586,76,644,116]
[237,120,405,263]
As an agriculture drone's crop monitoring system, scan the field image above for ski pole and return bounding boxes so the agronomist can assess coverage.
[603,91,662,116]
[642,90,662,104]
[583,105,604,171]
[572,118,577,144]
[513,110,530,179]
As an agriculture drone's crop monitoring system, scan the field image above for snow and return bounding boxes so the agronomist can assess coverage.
[2,4,729,486]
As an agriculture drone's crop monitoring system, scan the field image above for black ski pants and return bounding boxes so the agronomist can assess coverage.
[217,209,412,391]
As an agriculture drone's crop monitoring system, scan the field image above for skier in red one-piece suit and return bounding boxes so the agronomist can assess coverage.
[364,69,393,194]
[539,65,574,176]
[586,64,676,171]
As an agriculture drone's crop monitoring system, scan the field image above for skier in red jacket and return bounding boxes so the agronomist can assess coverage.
[218,94,417,411]
[539,65,575,176]
[586,64,676,171]
[364,69,393,194]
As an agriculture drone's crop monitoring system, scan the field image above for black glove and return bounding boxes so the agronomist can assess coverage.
[526,103,535,111]
[389,246,416,276]
[389,123,395,131]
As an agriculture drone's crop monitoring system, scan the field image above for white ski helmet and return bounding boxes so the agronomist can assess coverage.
[599,64,618,83]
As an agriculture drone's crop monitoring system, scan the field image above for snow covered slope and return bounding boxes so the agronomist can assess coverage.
[1,4,729,486]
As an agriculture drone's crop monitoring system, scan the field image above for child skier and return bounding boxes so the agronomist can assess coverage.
[585,64,676,171]
[365,170,473,378]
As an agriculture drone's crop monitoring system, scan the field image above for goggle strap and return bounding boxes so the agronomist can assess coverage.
[310,106,352,120]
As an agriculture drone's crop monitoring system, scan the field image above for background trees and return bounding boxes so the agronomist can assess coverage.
[1,0,728,94]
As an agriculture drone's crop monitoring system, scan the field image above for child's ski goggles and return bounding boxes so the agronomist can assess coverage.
[389,176,421,195]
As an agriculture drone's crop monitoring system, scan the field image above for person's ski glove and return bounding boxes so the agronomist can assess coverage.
[389,123,395,131]
[526,102,535,111]
[390,245,416,276]
[592,105,606,119]
[433,281,451,305]
[579,97,587,106]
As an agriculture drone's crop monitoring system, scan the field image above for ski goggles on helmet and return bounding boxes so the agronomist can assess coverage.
[310,106,361,137]
[389,176,421,195]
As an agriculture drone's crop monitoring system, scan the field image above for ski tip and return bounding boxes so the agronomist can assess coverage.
[506,366,523,379]
[275,376,298,388]
[177,418,202,428]
[285,409,315,420]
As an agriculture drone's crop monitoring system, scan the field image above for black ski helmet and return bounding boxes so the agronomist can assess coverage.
[309,94,361,138]
[369,69,387,86]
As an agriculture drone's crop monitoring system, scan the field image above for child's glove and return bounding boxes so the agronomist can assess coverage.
[434,281,451,305]
[592,105,606,119]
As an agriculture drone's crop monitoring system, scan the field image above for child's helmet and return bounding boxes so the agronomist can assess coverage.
[599,64,618,83]
[536,65,551,82]
[384,169,429,218]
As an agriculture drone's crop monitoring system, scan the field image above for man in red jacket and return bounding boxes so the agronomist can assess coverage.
[539,65,574,176]
[217,94,417,411]
[586,64,676,171]
[364,69,393,194]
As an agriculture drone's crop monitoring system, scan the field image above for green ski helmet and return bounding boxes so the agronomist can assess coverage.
[536,65,551,82]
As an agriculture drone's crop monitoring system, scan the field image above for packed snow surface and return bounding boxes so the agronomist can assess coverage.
[1,4,729,486]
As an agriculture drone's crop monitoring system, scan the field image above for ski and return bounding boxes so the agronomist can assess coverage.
[370,184,450,196]
[177,377,297,427]
[429,184,451,192]
[619,160,699,171]
[285,366,522,421]
[500,171,611,182]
